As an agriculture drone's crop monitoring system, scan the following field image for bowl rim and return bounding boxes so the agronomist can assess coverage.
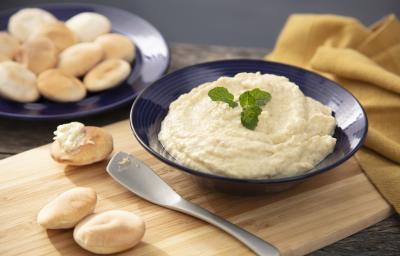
[130,59,368,184]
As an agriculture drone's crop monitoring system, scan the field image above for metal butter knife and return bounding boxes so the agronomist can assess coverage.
[106,152,280,256]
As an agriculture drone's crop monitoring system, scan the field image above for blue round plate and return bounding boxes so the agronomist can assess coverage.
[0,3,169,120]
[130,59,368,192]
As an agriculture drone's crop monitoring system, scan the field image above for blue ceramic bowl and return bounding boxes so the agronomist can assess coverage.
[0,3,169,120]
[130,59,368,193]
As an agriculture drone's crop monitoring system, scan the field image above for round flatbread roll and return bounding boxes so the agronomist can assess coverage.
[0,32,20,59]
[30,21,77,52]
[0,61,38,102]
[84,59,131,92]
[8,8,57,42]
[66,12,111,42]
[37,187,97,229]
[58,42,103,77]
[37,69,86,102]
[95,33,135,62]
[15,37,58,75]
[51,123,113,166]
[74,210,145,254]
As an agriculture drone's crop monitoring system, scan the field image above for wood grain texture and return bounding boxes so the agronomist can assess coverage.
[314,215,400,256]
[0,120,392,256]
[0,43,398,255]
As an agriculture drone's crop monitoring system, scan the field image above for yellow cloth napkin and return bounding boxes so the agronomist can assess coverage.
[267,14,400,213]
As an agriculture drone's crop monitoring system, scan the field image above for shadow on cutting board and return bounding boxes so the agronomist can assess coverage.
[46,229,170,256]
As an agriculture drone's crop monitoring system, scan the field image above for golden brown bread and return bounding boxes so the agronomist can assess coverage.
[95,33,135,62]
[8,8,57,42]
[58,42,103,77]
[37,69,86,102]
[0,61,39,102]
[0,32,20,59]
[37,187,97,229]
[73,210,145,254]
[50,126,113,166]
[83,59,131,92]
[15,37,58,75]
[66,12,111,42]
[30,21,77,52]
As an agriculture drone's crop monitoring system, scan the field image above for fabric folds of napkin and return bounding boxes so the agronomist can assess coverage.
[266,14,400,213]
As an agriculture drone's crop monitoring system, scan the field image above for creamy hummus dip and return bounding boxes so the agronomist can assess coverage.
[53,122,87,153]
[158,72,336,179]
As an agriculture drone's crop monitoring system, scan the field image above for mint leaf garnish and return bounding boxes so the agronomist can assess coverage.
[239,88,271,130]
[249,88,271,107]
[208,87,238,108]
[241,106,262,130]
[239,91,256,108]
[208,86,271,130]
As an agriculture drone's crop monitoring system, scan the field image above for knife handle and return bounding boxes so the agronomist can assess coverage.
[171,199,280,256]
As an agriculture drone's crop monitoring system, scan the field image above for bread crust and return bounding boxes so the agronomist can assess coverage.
[66,12,111,42]
[83,59,131,92]
[37,69,86,102]
[31,21,77,52]
[0,61,39,102]
[15,37,58,75]
[8,8,57,42]
[0,32,20,59]
[50,126,113,166]
[37,187,97,229]
[58,42,103,77]
[95,33,135,62]
[73,210,145,254]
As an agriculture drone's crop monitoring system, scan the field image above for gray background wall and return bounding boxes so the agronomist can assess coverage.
[1,0,399,48]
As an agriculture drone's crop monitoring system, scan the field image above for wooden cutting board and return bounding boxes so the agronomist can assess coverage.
[0,120,392,256]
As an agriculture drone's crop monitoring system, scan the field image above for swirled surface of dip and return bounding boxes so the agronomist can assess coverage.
[158,72,336,179]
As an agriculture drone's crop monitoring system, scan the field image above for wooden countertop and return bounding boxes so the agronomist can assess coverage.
[0,43,399,255]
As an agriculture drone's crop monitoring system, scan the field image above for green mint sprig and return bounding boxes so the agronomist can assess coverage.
[239,88,271,129]
[208,86,271,130]
[248,88,272,107]
[240,105,262,130]
[208,87,238,108]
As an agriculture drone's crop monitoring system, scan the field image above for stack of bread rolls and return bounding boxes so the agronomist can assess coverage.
[0,8,135,103]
